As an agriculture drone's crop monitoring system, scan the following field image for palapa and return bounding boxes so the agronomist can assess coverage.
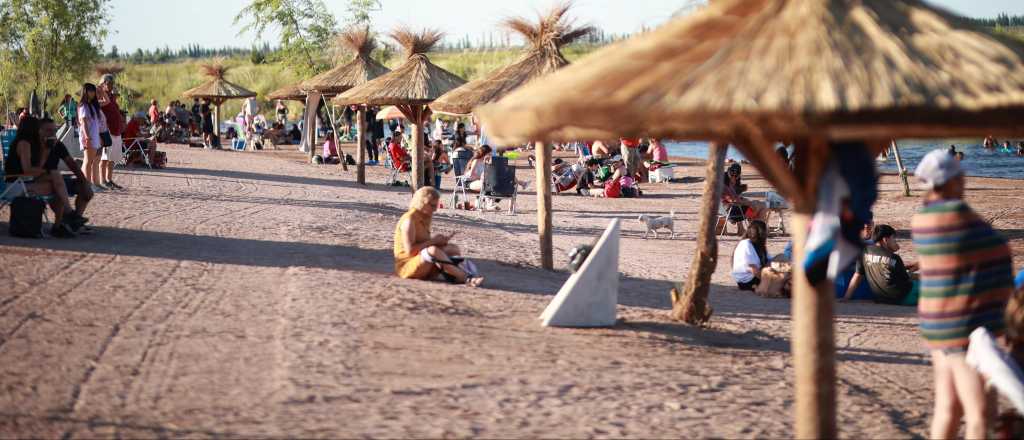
[333,28,466,190]
[267,82,307,101]
[477,1,1024,437]
[478,0,1024,145]
[302,27,391,96]
[182,62,256,136]
[182,63,257,101]
[332,28,466,107]
[429,2,593,116]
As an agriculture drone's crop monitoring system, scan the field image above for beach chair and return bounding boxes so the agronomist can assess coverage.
[384,144,411,187]
[476,157,518,215]
[121,137,152,168]
[717,202,750,237]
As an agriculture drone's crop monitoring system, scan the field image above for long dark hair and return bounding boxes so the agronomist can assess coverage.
[12,116,43,165]
[79,83,100,117]
[743,220,769,265]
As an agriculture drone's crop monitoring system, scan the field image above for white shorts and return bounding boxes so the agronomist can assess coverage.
[101,135,123,162]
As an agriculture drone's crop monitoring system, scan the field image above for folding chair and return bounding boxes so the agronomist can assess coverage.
[717,202,750,237]
[121,137,152,168]
[384,144,411,187]
[476,157,518,215]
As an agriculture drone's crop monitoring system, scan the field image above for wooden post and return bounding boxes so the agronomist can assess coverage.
[305,93,320,162]
[213,101,221,137]
[409,106,423,191]
[355,108,366,184]
[670,142,727,325]
[891,140,911,197]
[791,140,837,439]
[535,140,554,270]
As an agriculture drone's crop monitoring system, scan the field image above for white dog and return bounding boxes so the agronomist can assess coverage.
[638,210,676,239]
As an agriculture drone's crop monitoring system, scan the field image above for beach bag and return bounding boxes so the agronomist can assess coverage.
[9,197,45,238]
[755,267,792,298]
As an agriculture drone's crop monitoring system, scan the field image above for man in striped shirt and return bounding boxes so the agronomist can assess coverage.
[912,149,1014,439]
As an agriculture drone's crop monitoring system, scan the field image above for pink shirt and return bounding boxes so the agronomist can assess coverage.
[323,139,338,157]
[651,140,668,162]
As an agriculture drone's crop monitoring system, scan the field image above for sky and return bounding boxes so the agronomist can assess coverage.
[105,0,1024,53]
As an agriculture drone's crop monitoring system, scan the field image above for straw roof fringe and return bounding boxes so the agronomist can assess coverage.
[301,27,391,95]
[183,62,257,100]
[430,2,593,115]
[267,82,307,101]
[332,28,466,106]
[478,0,1024,144]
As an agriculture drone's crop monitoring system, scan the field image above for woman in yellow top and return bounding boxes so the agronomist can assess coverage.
[394,187,484,286]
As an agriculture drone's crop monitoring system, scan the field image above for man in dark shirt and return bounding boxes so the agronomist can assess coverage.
[843,224,919,305]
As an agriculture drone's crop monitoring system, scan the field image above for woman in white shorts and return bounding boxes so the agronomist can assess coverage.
[77,83,106,189]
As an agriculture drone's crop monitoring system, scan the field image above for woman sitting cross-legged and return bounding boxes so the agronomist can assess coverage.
[394,187,484,287]
[731,220,769,291]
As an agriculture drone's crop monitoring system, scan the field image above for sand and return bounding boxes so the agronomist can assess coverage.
[1,143,1020,438]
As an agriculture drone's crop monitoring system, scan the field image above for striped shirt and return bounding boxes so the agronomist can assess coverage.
[912,200,1014,351]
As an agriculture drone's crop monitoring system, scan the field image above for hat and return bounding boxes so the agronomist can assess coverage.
[915,149,963,189]
[609,154,623,162]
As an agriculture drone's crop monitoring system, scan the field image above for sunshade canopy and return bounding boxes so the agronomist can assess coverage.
[478,0,1024,144]
[302,27,391,96]
[333,28,466,107]
[429,3,593,116]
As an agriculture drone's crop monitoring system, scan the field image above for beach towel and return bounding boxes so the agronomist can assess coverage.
[802,143,878,285]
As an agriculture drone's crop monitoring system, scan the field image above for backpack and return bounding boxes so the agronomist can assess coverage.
[9,197,45,238]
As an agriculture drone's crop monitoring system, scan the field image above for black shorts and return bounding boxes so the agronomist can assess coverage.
[737,277,761,291]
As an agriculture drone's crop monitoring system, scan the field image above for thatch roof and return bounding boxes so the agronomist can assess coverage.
[301,27,391,96]
[333,28,466,106]
[182,62,257,100]
[430,3,593,116]
[477,0,1024,144]
[267,82,307,101]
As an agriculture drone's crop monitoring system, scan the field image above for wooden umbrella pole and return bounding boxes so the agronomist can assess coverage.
[791,140,837,439]
[670,141,727,325]
[355,107,366,184]
[409,106,423,191]
[535,140,554,270]
[891,140,911,197]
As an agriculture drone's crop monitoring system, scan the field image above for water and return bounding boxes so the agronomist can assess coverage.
[665,140,1024,180]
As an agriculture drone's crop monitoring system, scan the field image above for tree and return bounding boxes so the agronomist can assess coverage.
[0,0,111,108]
[234,0,339,76]
[345,0,381,27]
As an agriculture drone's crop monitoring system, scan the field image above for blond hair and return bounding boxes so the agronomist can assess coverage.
[409,186,440,212]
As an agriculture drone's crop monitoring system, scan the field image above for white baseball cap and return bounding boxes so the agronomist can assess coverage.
[915,149,963,189]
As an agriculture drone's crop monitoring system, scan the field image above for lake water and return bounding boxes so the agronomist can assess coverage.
[665,141,1024,180]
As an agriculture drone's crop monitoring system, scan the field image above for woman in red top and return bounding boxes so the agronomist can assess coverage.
[97,74,125,189]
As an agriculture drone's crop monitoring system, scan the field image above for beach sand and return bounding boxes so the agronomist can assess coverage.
[0,143,1020,438]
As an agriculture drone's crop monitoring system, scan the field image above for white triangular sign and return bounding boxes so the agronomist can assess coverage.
[540,219,619,327]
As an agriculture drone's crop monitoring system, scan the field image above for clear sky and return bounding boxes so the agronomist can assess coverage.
[105,0,1024,53]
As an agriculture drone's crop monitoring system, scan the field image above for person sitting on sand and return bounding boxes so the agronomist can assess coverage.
[552,158,581,194]
[841,224,920,305]
[289,124,301,144]
[584,160,627,198]
[731,220,769,291]
[576,158,603,197]
[322,135,341,165]
[394,187,483,287]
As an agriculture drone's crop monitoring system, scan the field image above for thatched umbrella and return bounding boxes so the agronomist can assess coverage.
[304,27,391,181]
[478,0,1024,437]
[430,3,591,270]
[182,62,257,137]
[429,3,593,116]
[334,28,466,190]
[267,82,307,102]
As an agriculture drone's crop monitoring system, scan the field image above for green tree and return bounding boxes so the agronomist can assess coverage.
[234,0,338,76]
[0,0,111,110]
[346,0,381,27]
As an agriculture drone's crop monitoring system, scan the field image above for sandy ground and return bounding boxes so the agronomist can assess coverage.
[0,143,1021,438]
